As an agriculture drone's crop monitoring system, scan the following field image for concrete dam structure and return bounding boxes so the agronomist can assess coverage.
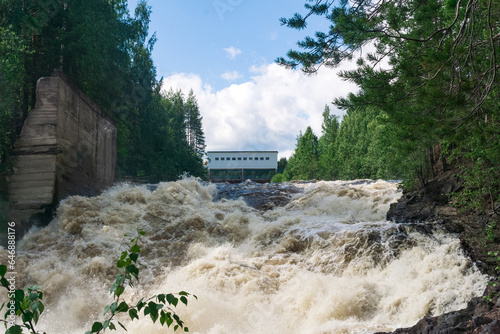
[7,70,116,231]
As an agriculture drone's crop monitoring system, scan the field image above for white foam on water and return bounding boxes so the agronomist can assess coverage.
[0,178,487,334]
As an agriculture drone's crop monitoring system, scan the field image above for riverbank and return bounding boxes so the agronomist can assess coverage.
[380,158,500,333]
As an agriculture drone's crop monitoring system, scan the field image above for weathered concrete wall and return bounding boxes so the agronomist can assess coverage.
[7,71,116,231]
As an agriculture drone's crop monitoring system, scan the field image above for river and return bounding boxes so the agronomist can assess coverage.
[1,178,487,333]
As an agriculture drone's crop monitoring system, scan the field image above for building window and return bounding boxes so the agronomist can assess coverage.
[260,157,264,160]
[237,157,241,160]
[226,157,230,160]
[265,157,269,160]
[249,157,253,160]
[243,157,247,160]
[220,157,224,161]
[215,157,219,161]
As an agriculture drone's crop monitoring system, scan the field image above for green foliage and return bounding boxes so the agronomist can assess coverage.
[271,173,286,183]
[0,25,27,168]
[0,0,206,183]
[277,157,288,171]
[284,126,320,180]
[486,223,497,243]
[0,267,46,334]
[331,106,401,180]
[318,105,339,180]
[62,0,132,110]
[281,105,407,182]
[0,231,195,333]
[185,90,206,158]
[118,87,206,181]
[86,229,195,333]
[449,136,500,214]
[484,251,500,302]
[279,0,499,196]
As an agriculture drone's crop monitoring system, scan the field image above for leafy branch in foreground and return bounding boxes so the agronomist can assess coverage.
[86,229,196,333]
[0,266,45,334]
[0,230,195,334]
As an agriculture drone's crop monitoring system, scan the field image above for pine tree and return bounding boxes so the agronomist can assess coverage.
[279,0,499,193]
[0,0,207,182]
[185,90,206,157]
[318,105,339,180]
[284,126,320,180]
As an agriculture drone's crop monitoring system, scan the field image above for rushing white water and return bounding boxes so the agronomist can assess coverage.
[0,179,487,334]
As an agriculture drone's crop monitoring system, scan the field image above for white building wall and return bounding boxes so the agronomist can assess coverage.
[207,151,278,169]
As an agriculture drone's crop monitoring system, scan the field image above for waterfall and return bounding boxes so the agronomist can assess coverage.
[0,178,486,334]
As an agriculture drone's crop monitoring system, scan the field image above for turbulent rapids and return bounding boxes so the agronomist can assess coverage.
[1,179,487,334]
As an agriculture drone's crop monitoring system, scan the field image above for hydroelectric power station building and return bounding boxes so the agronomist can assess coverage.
[207,151,278,183]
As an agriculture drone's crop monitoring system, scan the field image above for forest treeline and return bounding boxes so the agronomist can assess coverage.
[275,104,406,182]
[0,0,206,185]
[277,0,499,213]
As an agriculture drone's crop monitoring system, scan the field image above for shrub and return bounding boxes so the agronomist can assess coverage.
[271,173,286,183]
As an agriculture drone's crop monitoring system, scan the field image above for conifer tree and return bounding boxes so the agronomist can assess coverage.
[284,126,320,180]
[279,0,499,193]
[0,26,25,165]
[185,90,206,157]
[0,0,207,183]
[318,105,339,180]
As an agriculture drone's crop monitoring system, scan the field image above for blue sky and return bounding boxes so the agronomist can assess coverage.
[127,0,359,158]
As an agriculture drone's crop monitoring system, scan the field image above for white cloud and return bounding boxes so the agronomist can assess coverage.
[267,32,278,41]
[221,71,242,81]
[161,62,358,159]
[223,46,242,59]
